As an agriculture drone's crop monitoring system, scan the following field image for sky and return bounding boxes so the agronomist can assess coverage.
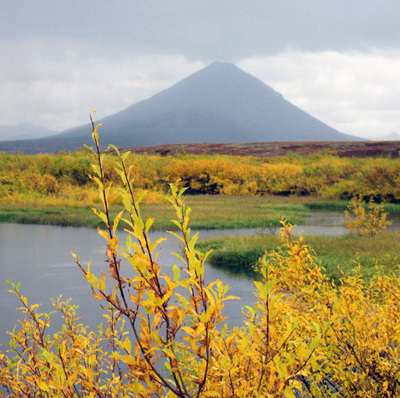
[1,0,400,139]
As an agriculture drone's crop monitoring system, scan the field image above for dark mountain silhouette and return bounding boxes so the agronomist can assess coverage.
[0,62,362,154]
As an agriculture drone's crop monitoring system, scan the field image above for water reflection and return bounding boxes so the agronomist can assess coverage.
[296,211,347,235]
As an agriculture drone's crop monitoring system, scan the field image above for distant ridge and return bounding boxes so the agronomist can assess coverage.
[0,62,362,154]
[0,123,58,141]
[372,132,400,141]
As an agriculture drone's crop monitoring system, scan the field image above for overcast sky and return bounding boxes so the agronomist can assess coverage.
[1,0,399,139]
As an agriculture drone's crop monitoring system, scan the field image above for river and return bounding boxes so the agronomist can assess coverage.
[1,210,398,349]
[0,223,260,349]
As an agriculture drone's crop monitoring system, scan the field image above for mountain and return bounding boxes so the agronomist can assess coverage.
[0,123,58,141]
[0,62,362,154]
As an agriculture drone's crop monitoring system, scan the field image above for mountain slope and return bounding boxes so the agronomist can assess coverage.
[0,62,362,153]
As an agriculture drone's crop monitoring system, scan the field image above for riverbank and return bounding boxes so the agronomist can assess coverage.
[0,194,324,230]
[197,230,400,282]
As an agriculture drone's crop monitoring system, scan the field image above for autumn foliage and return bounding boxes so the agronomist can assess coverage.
[2,145,400,205]
[345,195,392,235]
[1,119,400,396]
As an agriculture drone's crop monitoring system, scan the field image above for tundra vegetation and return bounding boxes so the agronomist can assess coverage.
[2,144,400,205]
[2,140,400,229]
[0,117,399,397]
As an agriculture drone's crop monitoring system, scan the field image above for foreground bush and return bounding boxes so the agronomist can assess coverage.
[1,118,399,397]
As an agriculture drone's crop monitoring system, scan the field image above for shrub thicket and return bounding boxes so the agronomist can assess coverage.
[2,145,400,205]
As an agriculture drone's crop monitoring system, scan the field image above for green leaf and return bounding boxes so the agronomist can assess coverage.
[145,217,155,233]
[92,131,99,143]
[91,207,108,226]
[172,264,181,283]
[92,164,101,177]
[93,123,102,136]
[162,348,176,359]
[91,175,103,189]
[108,144,120,155]
[121,151,131,162]
[168,229,185,244]
[221,323,228,338]
[137,190,147,204]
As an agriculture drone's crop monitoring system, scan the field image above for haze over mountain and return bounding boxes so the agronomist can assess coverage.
[0,123,58,141]
[372,132,400,141]
[0,62,362,154]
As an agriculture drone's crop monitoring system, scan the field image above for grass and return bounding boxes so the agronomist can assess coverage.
[197,231,400,283]
[174,195,309,229]
[306,233,400,281]
[306,200,400,214]
[304,201,349,211]
[0,204,114,228]
[0,194,312,230]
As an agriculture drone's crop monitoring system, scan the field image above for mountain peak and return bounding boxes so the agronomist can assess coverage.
[185,61,253,80]
[204,61,240,70]
[0,63,363,153]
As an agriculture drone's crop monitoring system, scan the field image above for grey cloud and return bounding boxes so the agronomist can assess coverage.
[2,0,400,61]
[238,49,400,138]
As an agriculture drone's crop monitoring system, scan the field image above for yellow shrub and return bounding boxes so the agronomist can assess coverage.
[258,163,302,194]
[345,195,392,235]
[42,174,60,193]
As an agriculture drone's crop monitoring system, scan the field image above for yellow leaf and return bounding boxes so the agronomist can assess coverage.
[92,290,103,300]
[37,379,50,392]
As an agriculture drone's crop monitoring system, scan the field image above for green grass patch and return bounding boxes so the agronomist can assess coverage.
[174,195,308,229]
[197,234,277,267]
[306,200,400,214]
[198,231,400,283]
[0,195,311,230]
[304,201,349,211]
[382,203,400,214]
[306,233,400,281]
[0,204,108,228]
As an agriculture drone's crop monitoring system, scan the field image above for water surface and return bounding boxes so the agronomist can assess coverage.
[1,210,399,349]
[0,224,256,348]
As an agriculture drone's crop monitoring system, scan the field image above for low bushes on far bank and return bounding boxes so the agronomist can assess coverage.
[3,150,400,206]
